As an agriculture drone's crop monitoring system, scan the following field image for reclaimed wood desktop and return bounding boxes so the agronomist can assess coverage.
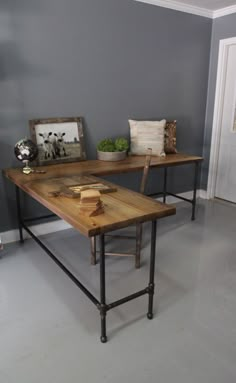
[3,153,202,342]
[6,152,203,218]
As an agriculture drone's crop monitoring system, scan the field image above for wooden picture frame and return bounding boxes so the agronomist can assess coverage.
[29,117,86,166]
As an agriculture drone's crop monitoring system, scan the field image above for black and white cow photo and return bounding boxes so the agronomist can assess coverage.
[38,132,56,160]
[53,132,67,157]
[34,121,83,164]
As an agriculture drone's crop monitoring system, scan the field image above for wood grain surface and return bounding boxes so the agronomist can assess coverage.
[3,153,203,187]
[18,175,175,237]
[3,153,203,237]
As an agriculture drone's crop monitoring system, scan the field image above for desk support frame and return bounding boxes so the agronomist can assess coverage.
[149,160,200,221]
[15,186,158,343]
[16,186,24,243]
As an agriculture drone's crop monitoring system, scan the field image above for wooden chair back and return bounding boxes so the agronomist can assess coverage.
[139,148,152,194]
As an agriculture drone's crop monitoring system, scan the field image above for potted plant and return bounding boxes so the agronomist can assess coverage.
[97,137,129,161]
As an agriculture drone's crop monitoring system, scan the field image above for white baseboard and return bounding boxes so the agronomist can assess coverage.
[0,189,207,245]
[199,189,208,199]
[1,220,72,246]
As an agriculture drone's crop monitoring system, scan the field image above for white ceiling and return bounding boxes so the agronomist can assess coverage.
[171,0,236,11]
[135,0,236,18]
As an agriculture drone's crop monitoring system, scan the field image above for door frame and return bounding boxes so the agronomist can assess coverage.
[207,36,236,199]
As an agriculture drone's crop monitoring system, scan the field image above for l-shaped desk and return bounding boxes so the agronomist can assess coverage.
[4,153,203,342]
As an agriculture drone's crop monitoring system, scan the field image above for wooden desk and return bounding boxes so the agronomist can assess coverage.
[4,164,176,343]
[5,153,202,180]
[5,153,203,219]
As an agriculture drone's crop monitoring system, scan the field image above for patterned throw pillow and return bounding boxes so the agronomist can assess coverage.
[165,120,177,154]
[129,119,166,157]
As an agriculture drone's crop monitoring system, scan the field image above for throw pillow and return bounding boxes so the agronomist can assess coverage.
[165,120,177,154]
[129,119,166,156]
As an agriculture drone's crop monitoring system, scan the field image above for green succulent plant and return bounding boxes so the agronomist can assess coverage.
[114,137,129,152]
[97,137,129,152]
[97,138,116,152]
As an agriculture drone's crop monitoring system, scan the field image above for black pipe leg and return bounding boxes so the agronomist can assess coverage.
[163,168,168,203]
[90,236,97,265]
[147,220,157,320]
[191,162,199,221]
[135,223,142,269]
[99,234,107,343]
[15,186,24,243]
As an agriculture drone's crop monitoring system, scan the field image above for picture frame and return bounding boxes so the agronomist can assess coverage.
[29,117,86,166]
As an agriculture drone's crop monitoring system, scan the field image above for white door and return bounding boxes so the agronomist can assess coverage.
[215,44,236,203]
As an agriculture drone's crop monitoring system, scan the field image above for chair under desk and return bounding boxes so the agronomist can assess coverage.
[3,153,202,342]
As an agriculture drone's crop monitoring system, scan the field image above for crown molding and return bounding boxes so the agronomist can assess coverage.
[134,0,213,18]
[212,5,236,19]
[135,1,236,19]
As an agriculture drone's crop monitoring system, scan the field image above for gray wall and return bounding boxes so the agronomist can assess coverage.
[0,0,212,232]
[202,13,236,189]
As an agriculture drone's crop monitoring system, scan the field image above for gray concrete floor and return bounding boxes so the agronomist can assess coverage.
[0,199,236,383]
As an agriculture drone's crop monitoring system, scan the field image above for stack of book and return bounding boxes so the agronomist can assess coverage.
[78,189,104,216]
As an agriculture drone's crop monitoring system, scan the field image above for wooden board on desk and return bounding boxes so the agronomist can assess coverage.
[46,176,117,198]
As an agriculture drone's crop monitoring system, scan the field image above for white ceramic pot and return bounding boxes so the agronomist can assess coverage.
[97,150,127,161]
